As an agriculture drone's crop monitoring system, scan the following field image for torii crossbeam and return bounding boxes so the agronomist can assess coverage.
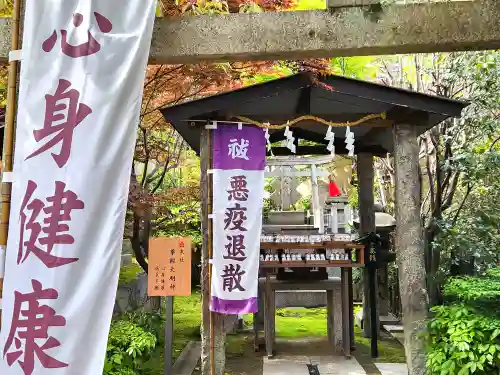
[0,0,499,64]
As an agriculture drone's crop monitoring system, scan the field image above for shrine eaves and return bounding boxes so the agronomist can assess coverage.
[160,73,467,156]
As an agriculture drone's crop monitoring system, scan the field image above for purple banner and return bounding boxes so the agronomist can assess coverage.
[210,296,258,315]
[210,123,266,315]
[212,123,266,171]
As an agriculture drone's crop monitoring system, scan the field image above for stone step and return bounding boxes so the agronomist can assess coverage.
[382,325,404,333]
[172,341,201,375]
[264,355,367,375]
[354,311,401,329]
[375,363,408,375]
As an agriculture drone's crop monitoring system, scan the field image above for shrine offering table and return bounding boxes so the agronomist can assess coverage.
[256,241,365,359]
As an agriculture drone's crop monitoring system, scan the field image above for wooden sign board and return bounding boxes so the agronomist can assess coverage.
[148,237,192,296]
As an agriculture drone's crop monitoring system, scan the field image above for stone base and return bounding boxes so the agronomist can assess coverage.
[275,290,331,308]
[256,277,343,346]
[114,272,148,315]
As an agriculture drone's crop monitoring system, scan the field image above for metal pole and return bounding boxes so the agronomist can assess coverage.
[369,261,378,358]
[165,296,174,375]
[0,0,22,331]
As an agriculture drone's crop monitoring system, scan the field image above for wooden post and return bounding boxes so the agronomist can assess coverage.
[264,275,273,358]
[348,268,355,350]
[357,153,378,338]
[200,127,211,375]
[326,289,335,345]
[200,127,228,375]
[393,124,428,375]
[164,297,174,375]
[200,128,224,375]
[341,267,351,358]
[0,0,23,330]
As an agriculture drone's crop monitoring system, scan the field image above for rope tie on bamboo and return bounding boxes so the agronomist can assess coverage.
[1,172,15,183]
[8,50,22,62]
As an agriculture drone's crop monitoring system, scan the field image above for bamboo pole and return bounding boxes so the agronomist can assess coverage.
[0,0,22,330]
[207,130,215,375]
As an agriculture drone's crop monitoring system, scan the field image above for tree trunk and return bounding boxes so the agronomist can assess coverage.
[146,296,162,312]
[424,222,441,306]
[200,128,226,375]
[393,124,428,375]
[357,153,378,338]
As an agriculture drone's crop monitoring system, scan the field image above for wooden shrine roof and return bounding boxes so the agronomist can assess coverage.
[160,73,468,156]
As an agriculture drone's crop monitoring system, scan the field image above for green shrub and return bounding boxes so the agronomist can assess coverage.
[123,310,164,340]
[427,267,500,375]
[487,267,500,278]
[103,320,157,375]
[443,271,500,312]
[118,263,144,286]
[427,304,500,375]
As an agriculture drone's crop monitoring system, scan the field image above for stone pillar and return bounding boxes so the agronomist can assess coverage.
[280,166,292,210]
[393,124,428,375]
[311,164,323,232]
[378,263,389,316]
[357,153,377,338]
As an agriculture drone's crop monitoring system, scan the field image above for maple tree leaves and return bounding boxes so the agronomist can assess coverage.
[158,0,298,15]
[128,0,331,276]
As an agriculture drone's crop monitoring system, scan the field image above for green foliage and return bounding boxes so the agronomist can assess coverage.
[242,62,295,86]
[245,307,405,363]
[487,268,500,278]
[294,195,311,211]
[294,0,325,10]
[443,271,500,312]
[104,320,157,375]
[422,51,500,283]
[176,0,229,15]
[262,197,278,222]
[427,268,500,374]
[427,305,500,375]
[156,204,202,248]
[0,0,12,16]
[123,311,165,339]
[347,185,358,209]
[118,263,144,286]
[329,56,379,80]
[433,148,500,275]
[137,294,202,375]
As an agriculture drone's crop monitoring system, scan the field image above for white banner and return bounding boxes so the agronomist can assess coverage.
[211,170,264,313]
[0,2,156,375]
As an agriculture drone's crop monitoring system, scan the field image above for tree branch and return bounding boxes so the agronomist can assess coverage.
[442,171,460,212]
[451,183,472,225]
[132,213,149,273]
[424,136,435,211]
